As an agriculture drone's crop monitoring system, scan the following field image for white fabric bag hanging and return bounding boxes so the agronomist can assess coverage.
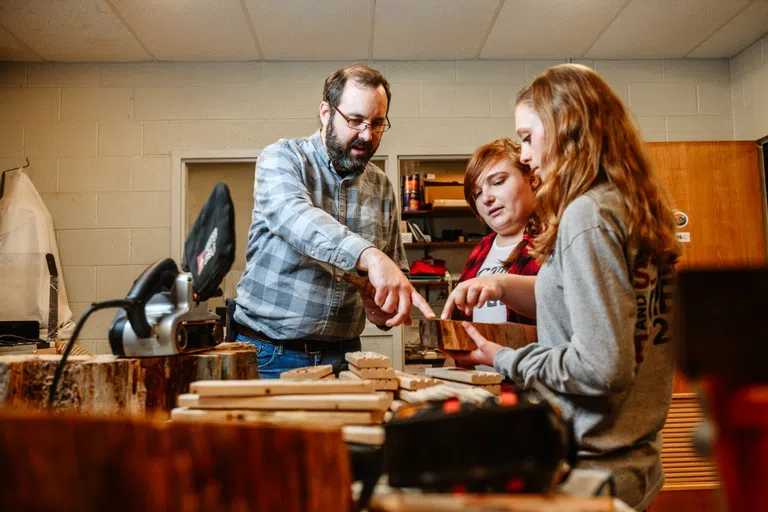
[0,168,75,339]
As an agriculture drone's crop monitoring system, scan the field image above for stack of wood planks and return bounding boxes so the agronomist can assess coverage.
[340,351,398,398]
[172,369,392,445]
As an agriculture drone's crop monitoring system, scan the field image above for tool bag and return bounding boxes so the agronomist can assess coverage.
[181,183,236,302]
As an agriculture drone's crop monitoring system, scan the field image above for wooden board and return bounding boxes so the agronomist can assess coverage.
[280,364,333,380]
[342,425,385,446]
[190,378,374,396]
[348,364,396,379]
[436,378,502,396]
[345,351,391,368]
[338,371,398,391]
[420,319,537,352]
[179,392,393,411]
[425,367,503,385]
[0,409,351,511]
[397,384,494,405]
[369,494,614,512]
[0,342,259,416]
[394,370,440,390]
[171,406,384,426]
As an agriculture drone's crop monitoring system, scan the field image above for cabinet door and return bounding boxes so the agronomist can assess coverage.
[647,141,765,268]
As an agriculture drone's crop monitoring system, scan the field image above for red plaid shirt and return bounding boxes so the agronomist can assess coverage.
[451,232,540,325]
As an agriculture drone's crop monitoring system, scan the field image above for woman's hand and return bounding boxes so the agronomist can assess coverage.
[445,321,504,368]
[440,275,505,319]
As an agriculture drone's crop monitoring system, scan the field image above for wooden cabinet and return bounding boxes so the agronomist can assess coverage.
[647,141,765,511]
[647,141,765,268]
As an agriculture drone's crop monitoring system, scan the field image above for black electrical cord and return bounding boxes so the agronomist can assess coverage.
[47,299,134,409]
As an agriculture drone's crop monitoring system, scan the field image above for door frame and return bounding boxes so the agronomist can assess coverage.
[171,149,262,261]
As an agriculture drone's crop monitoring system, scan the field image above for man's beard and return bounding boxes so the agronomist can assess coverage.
[326,115,377,176]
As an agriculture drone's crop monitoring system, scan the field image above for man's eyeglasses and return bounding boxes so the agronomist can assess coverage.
[332,105,391,134]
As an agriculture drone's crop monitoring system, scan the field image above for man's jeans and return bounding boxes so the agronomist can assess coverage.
[236,333,361,379]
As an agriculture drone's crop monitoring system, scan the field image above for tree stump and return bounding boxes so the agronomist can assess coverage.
[0,342,258,416]
[0,409,351,512]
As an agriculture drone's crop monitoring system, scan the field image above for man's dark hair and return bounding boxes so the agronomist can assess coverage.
[322,64,391,114]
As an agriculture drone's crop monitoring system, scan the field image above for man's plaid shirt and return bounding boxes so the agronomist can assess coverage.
[234,131,407,342]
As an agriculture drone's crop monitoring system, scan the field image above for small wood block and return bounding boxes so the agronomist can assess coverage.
[338,371,397,391]
[179,392,392,411]
[437,379,502,396]
[419,319,537,352]
[345,351,391,368]
[398,384,493,405]
[171,407,383,426]
[190,379,374,397]
[280,365,333,380]
[425,367,502,385]
[348,364,395,380]
[394,370,440,390]
[342,425,385,446]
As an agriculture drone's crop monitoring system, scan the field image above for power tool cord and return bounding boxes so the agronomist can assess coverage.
[47,299,135,409]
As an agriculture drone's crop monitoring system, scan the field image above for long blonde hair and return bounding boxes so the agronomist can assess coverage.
[516,64,680,265]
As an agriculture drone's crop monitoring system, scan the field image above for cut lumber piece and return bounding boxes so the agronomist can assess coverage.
[322,373,337,379]
[0,409,351,512]
[342,425,385,446]
[170,407,384,426]
[436,379,502,396]
[191,379,374,397]
[0,342,259,415]
[369,493,614,512]
[397,384,493,405]
[425,367,502,385]
[345,351,391,368]
[179,392,392,411]
[420,319,537,352]
[348,364,395,379]
[338,371,397,391]
[280,364,333,380]
[394,370,440,390]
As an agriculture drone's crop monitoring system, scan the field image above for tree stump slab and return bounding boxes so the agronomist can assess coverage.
[0,342,258,416]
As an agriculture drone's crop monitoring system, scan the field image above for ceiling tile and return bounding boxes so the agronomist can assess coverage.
[0,0,148,61]
[481,0,628,59]
[244,0,370,61]
[0,26,42,61]
[586,0,753,59]
[374,0,499,60]
[688,0,768,58]
[110,0,259,61]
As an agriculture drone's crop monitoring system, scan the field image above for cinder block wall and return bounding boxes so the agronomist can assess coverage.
[0,58,737,353]
[730,34,768,140]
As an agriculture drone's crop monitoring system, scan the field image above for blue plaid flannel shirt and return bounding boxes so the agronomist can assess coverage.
[234,130,407,342]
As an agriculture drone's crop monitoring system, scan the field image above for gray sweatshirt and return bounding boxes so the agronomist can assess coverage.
[494,182,675,510]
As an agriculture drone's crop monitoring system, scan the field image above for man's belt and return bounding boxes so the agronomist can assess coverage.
[234,321,359,354]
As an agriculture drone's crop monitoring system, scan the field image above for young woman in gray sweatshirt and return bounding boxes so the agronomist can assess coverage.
[442,64,681,510]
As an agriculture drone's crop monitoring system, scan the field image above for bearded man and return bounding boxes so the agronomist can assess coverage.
[234,64,433,378]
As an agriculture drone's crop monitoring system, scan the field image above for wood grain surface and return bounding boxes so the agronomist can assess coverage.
[420,319,537,351]
[0,342,259,416]
[0,409,352,511]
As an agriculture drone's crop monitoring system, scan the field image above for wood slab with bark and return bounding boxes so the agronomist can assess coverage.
[0,409,351,512]
[0,342,258,416]
[420,319,537,351]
